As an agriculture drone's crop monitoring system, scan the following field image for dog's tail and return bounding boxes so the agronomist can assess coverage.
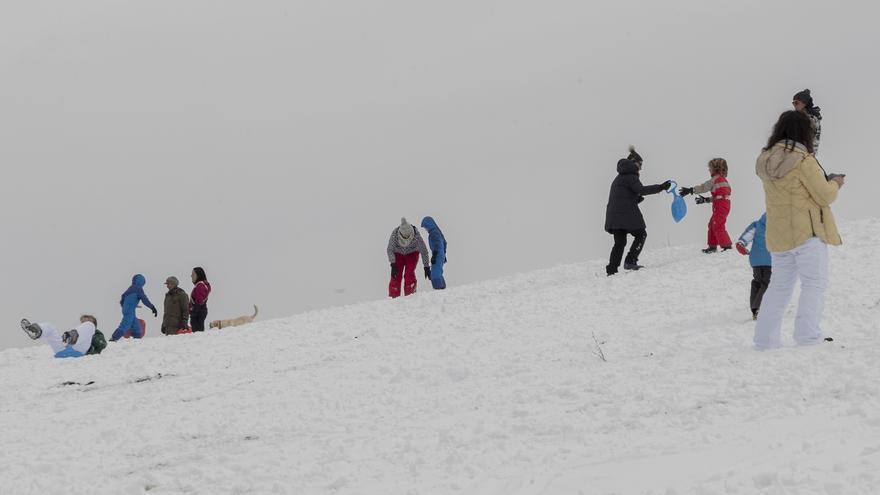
[252,305,259,319]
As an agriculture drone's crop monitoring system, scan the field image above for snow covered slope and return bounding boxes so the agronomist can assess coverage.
[2,219,880,495]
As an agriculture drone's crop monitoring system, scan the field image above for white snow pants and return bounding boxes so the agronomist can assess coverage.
[38,323,66,354]
[38,322,96,355]
[753,237,828,349]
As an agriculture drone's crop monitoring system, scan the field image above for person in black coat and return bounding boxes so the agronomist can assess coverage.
[604,146,671,275]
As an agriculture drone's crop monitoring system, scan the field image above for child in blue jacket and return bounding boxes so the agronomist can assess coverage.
[420,216,448,290]
[736,213,772,320]
[110,274,157,341]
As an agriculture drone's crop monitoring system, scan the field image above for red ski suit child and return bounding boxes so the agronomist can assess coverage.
[695,176,732,248]
[687,159,732,249]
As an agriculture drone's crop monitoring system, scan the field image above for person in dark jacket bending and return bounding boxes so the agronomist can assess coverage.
[604,146,671,276]
[387,218,430,298]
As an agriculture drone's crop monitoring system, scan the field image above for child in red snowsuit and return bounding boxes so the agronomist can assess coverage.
[679,158,732,253]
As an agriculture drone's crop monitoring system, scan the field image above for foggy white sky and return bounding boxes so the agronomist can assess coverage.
[2,0,876,350]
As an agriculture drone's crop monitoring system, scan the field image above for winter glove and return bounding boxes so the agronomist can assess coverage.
[694,195,710,205]
[679,187,694,197]
[390,263,400,278]
[431,252,437,264]
[660,180,672,191]
[152,308,158,317]
[735,242,750,256]
[424,266,431,279]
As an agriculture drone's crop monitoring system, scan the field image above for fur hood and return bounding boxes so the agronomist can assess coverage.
[756,140,810,181]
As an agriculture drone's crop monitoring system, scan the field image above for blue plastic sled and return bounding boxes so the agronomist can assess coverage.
[666,180,687,223]
[54,345,84,359]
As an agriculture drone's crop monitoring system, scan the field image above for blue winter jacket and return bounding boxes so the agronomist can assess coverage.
[421,216,448,289]
[120,274,157,316]
[738,213,771,267]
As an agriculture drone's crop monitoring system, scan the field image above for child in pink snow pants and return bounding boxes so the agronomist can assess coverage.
[386,218,430,298]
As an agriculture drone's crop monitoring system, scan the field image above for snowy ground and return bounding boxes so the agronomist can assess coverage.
[2,218,880,495]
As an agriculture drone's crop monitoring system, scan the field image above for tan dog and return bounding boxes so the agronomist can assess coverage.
[210,305,258,329]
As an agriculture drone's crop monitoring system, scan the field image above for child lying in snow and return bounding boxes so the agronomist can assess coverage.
[21,315,106,358]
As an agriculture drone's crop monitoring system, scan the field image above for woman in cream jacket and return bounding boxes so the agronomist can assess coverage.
[753,110,844,349]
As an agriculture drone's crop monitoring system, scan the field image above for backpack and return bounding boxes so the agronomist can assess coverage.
[86,329,107,355]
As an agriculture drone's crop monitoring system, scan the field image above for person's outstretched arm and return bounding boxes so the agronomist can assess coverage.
[625,175,668,196]
[139,290,157,315]
[691,178,715,195]
[739,221,757,246]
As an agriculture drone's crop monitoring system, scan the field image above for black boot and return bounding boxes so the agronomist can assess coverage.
[62,329,79,346]
[623,262,644,270]
[20,319,42,340]
[721,245,733,252]
[702,246,718,254]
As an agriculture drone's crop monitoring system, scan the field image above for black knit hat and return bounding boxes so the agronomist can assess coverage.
[793,89,814,108]
[627,145,643,164]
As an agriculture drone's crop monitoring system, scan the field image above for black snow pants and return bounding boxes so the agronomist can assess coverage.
[191,304,208,332]
[750,266,772,312]
[607,229,647,274]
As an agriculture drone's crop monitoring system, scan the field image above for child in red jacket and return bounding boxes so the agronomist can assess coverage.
[679,158,732,253]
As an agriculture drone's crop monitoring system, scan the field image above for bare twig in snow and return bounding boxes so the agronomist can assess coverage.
[592,332,607,362]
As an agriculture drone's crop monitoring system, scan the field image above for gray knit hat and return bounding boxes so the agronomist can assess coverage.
[397,217,414,247]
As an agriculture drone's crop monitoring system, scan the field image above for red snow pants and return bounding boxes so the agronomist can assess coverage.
[389,251,421,298]
[707,199,732,248]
